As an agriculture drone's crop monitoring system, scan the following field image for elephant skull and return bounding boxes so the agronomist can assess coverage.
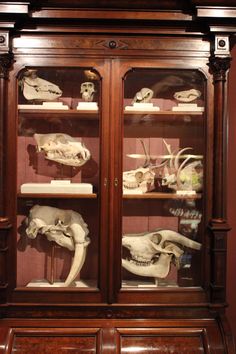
[25,205,90,286]
[34,133,91,167]
[122,229,201,280]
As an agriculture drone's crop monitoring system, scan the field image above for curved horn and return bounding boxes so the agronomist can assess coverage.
[174,147,192,171]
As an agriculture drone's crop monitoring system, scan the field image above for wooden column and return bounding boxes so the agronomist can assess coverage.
[0,33,13,300]
[208,41,231,304]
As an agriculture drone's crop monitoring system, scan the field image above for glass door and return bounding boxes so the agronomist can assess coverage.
[121,67,205,291]
[16,66,102,291]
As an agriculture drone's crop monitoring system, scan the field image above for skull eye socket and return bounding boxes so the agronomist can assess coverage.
[151,233,162,245]
[135,171,144,182]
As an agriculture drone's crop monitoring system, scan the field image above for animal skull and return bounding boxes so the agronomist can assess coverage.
[80,82,95,102]
[34,133,91,167]
[20,70,62,102]
[161,140,203,192]
[122,229,201,280]
[174,88,201,102]
[132,88,154,104]
[25,205,90,286]
[123,167,155,194]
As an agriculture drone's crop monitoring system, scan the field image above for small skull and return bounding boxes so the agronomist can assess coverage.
[80,82,95,102]
[132,88,154,104]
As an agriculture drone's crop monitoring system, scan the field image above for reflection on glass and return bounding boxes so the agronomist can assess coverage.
[16,67,100,288]
[122,69,205,288]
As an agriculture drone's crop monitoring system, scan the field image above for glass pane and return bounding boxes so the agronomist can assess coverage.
[122,68,205,288]
[17,67,100,288]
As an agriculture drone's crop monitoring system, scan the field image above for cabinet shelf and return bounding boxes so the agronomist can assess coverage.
[124,110,203,116]
[18,193,97,199]
[18,109,99,120]
[123,192,202,199]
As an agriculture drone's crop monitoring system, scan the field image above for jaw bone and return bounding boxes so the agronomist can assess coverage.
[25,205,90,286]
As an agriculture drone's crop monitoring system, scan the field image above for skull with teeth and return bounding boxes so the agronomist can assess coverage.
[80,82,95,102]
[24,205,90,287]
[122,229,201,280]
[20,69,62,102]
[123,167,155,194]
[34,133,91,167]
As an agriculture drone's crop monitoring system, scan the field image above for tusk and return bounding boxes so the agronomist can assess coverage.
[63,242,88,287]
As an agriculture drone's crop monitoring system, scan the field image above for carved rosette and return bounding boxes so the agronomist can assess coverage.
[0,52,14,79]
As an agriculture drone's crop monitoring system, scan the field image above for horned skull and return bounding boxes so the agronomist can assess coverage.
[34,133,91,167]
[20,70,62,102]
[80,82,95,102]
[161,140,203,192]
[132,87,154,104]
[123,167,155,194]
[122,229,201,280]
[25,205,90,286]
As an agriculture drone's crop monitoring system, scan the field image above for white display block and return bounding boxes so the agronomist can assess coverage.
[18,101,69,110]
[76,102,98,110]
[176,190,196,196]
[27,279,96,288]
[21,180,93,194]
[125,102,160,111]
[172,103,204,112]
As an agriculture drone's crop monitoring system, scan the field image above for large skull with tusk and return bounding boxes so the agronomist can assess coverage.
[122,229,201,281]
[20,70,62,102]
[34,133,91,167]
[80,82,95,102]
[24,205,90,287]
[123,167,155,194]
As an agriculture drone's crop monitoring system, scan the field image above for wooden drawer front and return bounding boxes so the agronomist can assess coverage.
[10,328,100,354]
[118,328,207,354]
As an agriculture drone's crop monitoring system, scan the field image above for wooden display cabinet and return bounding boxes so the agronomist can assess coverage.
[0,1,235,353]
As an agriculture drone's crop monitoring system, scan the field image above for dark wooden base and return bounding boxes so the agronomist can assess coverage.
[0,315,235,353]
